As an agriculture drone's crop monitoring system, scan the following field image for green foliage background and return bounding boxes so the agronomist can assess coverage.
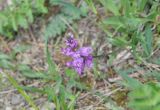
[0,0,47,38]
[45,0,87,38]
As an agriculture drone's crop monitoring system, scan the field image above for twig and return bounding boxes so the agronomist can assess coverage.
[78,105,93,110]
[28,26,36,42]
[0,89,17,95]
[143,61,160,71]
[108,70,145,83]
[77,92,91,100]
[102,87,122,97]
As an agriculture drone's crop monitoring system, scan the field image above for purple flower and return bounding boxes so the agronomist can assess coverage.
[61,47,73,56]
[65,35,78,48]
[78,47,93,57]
[66,58,85,75]
[84,55,93,68]
[62,34,93,75]
[72,58,84,75]
[0,68,2,73]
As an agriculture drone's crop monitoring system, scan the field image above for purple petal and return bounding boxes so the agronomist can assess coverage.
[75,67,84,75]
[66,61,73,67]
[69,57,85,75]
[66,36,78,48]
[78,47,93,56]
[70,51,81,58]
[72,57,84,68]
[85,55,93,68]
[61,47,74,56]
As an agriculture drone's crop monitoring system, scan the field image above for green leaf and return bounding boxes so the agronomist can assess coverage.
[26,9,34,23]
[0,52,13,69]
[80,1,89,16]
[100,0,120,16]
[118,69,143,89]
[54,76,62,93]
[17,14,28,28]
[21,71,50,79]
[20,86,45,94]
[34,0,48,13]
[18,64,51,79]
[108,37,128,47]
[0,60,13,69]
[138,0,148,11]
[65,68,77,78]
[11,14,17,31]
[144,25,153,56]
[62,3,82,19]
[45,14,66,38]
[102,16,125,27]
[0,52,11,60]
[45,1,83,38]
[85,0,97,14]
[45,39,58,75]
[128,82,160,110]
[120,0,130,16]
[12,44,30,53]
[5,72,38,110]
[0,0,46,38]
[49,0,64,5]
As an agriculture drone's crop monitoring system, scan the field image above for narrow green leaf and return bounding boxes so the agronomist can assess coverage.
[100,0,120,16]
[26,9,34,23]
[4,72,38,110]
[18,64,51,79]
[45,39,58,75]
[85,0,97,14]
[138,0,148,11]
[120,0,130,16]
[118,69,143,90]
[20,86,45,94]
[11,15,17,31]
[0,52,11,60]
[144,25,153,56]
[102,16,125,27]
[108,37,128,47]
[0,60,13,69]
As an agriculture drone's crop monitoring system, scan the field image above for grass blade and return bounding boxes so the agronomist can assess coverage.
[4,72,39,110]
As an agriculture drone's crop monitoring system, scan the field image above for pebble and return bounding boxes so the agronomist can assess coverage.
[40,102,55,110]
[5,107,12,110]
[11,94,23,105]
[0,101,4,110]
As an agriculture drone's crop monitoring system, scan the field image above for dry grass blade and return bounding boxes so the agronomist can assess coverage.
[108,70,145,83]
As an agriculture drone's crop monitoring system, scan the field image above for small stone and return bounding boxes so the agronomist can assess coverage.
[11,94,23,105]
[40,102,55,110]
[0,101,4,110]
[5,107,12,110]
[28,107,35,110]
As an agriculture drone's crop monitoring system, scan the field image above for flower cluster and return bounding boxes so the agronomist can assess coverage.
[62,34,93,75]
